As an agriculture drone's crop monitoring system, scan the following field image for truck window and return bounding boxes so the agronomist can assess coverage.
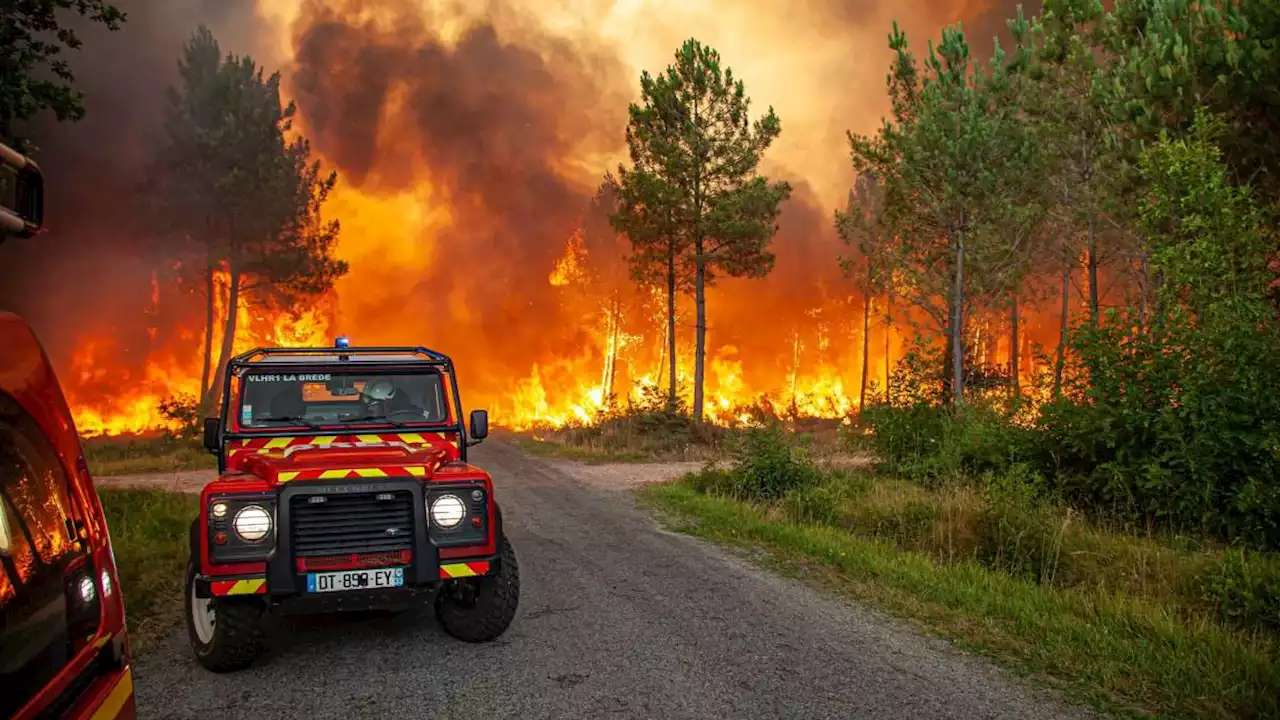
[0,396,85,718]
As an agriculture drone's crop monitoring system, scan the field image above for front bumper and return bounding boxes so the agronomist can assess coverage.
[195,477,499,607]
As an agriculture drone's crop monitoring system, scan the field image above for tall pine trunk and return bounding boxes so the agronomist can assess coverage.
[198,259,216,415]
[1053,249,1070,398]
[950,229,966,405]
[1010,293,1020,399]
[1087,214,1099,327]
[884,290,893,401]
[859,290,871,412]
[692,243,707,424]
[665,235,678,412]
[212,264,241,408]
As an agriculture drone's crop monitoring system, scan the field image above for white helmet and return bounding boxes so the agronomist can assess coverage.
[361,378,396,402]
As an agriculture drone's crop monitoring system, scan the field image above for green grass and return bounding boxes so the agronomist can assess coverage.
[640,479,1280,719]
[99,488,194,654]
[83,435,214,477]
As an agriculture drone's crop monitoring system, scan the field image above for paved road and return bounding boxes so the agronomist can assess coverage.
[133,442,1090,719]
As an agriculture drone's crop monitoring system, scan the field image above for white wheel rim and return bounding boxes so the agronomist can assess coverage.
[190,576,216,644]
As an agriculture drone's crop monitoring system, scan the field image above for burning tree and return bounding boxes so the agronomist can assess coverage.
[613,38,792,423]
[144,26,347,413]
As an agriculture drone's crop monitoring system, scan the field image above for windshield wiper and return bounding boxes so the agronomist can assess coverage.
[254,415,325,429]
[342,415,411,428]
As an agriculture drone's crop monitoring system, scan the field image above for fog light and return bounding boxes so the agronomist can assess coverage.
[471,490,483,502]
[471,516,482,528]
[78,575,96,603]
[214,531,228,544]
[212,502,229,519]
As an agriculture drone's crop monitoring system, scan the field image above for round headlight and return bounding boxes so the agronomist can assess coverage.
[78,575,96,603]
[212,502,229,519]
[430,494,466,529]
[233,505,273,542]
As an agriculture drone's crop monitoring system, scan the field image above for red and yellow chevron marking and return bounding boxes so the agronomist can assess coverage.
[211,578,267,596]
[226,432,459,457]
[276,466,432,482]
[439,561,490,579]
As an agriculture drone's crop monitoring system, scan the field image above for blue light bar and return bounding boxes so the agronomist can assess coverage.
[334,336,350,348]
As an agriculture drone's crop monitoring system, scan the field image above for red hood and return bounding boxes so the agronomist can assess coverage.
[238,444,449,485]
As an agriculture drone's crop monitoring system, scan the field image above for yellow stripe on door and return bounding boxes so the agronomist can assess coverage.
[357,434,383,444]
[398,433,427,444]
[88,667,134,720]
[265,437,292,449]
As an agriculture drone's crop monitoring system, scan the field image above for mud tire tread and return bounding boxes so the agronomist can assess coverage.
[185,561,265,673]
[435,534,520,642]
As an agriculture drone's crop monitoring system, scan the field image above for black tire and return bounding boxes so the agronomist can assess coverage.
[185,560,266,672]
[435,534,520,642]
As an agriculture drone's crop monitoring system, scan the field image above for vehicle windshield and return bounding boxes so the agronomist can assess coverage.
[236,369,453,429]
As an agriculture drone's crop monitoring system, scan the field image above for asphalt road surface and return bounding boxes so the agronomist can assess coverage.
[133,442,1091,719]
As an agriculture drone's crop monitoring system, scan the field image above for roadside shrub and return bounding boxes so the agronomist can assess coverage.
[782,479,854,526]
[720,424,821,502]
[859,401,1036,486]
[976,464,1066,584]
[1192,548,1280,634]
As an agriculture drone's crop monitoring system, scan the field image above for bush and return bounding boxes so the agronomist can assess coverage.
[721,424,822,502]
[1193,548,1280,634]
[858,401,1037,487]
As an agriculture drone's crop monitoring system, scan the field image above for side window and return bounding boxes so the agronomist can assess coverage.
[0,420,77,566]
[0,397,86,718]
[0,400,80,601]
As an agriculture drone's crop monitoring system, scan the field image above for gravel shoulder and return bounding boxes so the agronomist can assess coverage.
[118,442,1090,719]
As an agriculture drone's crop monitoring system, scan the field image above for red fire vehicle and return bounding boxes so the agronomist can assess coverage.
[188,340,520,671]
[0,142,138,717]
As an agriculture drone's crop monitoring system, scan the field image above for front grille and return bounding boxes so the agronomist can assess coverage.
[291,491,415,557]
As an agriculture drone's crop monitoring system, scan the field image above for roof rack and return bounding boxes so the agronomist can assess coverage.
[229,345,454,367]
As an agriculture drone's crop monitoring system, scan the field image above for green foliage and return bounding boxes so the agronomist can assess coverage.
[1036,125,1280,547]
[687,424,820,502]
[1193,548,1280,635]
[857,401,1038,488]
[613,38,792,422]
[847,22,1047,402]
[0,0,126,144]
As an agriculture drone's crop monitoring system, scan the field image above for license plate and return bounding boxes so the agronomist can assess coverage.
[306,567,405,593]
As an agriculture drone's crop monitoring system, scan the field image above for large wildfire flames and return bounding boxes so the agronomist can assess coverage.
[18,0,1077,437]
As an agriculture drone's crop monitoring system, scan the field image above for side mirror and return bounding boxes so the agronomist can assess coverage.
[202,417,221,452]
[0,142,44,240]
[468,409,489,445]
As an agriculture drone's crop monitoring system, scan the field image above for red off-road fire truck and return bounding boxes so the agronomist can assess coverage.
[0,142,138,717]
[188,340,520,671]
